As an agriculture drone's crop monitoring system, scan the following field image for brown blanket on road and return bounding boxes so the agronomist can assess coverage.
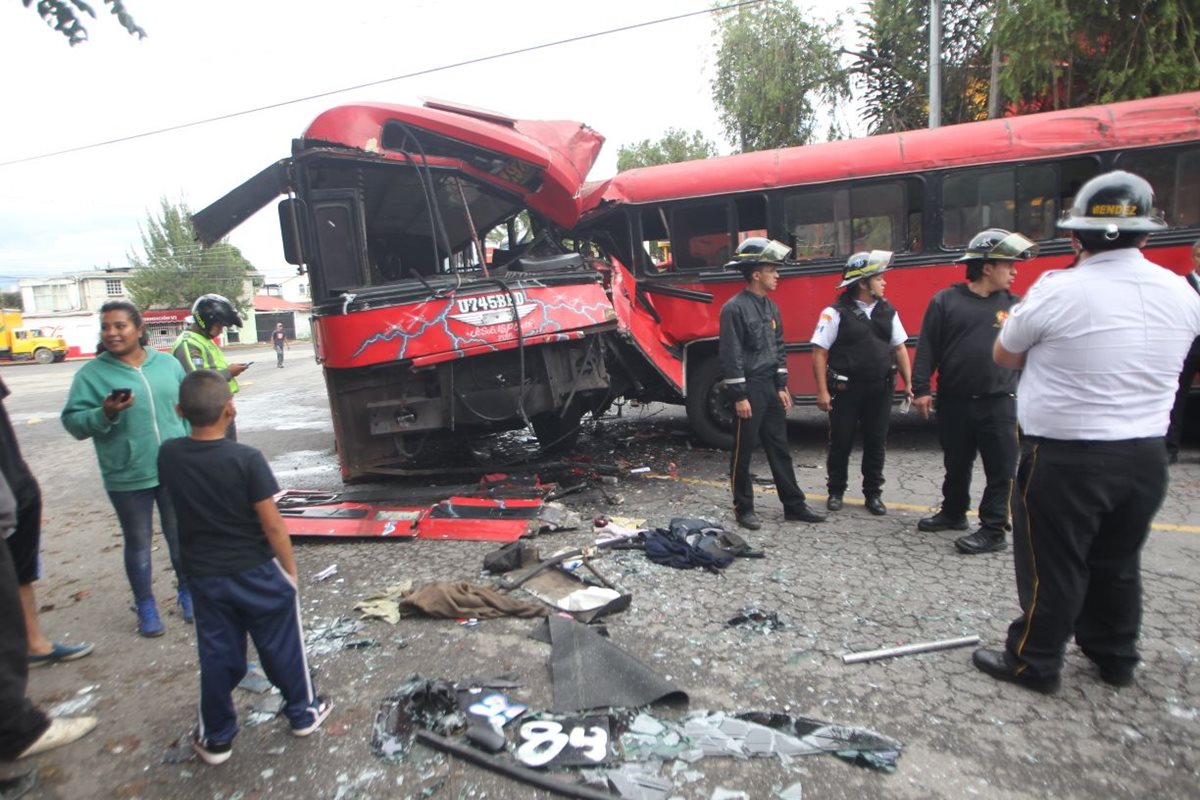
[399,581,548,619]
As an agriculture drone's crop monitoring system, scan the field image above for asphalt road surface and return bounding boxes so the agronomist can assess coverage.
[2,346,1198,799]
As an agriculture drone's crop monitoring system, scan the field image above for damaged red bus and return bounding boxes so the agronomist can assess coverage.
[193,92,1200,478]
[193,100,622,479]
[570,91,1200,448]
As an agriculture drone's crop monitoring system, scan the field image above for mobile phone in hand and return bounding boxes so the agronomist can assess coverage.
[109,388,132,402]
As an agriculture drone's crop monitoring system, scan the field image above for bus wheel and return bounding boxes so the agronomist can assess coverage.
[685,357,735,450]
[33,348,54,365]
[532,402,585,454]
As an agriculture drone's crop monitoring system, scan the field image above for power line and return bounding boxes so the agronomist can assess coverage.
[0,1,760,169]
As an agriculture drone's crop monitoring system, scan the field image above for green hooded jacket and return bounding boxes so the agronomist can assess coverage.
[61,348,189,492]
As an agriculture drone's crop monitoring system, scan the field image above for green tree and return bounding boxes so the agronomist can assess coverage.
[852,0,992,135]
[993,0,1200,111]
[616,129,720,171]
[0,292,22,310]
[711,1,849,152]
[126,198,255,313]
[21,0,144,45]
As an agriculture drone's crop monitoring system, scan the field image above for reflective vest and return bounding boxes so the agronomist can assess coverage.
[172,329,238,394]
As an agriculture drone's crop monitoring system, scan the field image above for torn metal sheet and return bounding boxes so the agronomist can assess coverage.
[277,488,576,542]
[548,616,687,712]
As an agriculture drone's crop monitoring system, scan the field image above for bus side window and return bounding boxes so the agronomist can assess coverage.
[785,187,844,260]
[942,169,1015,248]
[1118,146,1200,227]
[639,208,673,272]
[1177,149,1200,226]
[671,203,731,270]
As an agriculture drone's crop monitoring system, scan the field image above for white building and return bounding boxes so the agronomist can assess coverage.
[18,269,261,356]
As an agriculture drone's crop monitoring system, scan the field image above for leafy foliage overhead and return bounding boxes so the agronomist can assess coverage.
[853,0,1200,135]
[616,129,720,172]
[853,0,991,135]
[125,199,255,313]
[993,0,1200,110]
[22,0,145,45]
[711,1,849,152]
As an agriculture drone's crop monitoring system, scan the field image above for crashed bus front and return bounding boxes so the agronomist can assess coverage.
[193,100,617,480]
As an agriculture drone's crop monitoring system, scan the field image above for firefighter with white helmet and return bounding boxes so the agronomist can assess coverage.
[810,250,914,516]
[975,170,1200,693]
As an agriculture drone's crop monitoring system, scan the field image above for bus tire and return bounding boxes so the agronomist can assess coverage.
[33,348,54,365]
[685,356,735,450]
[532,405,584,454]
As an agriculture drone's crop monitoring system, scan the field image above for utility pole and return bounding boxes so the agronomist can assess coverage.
[928,0,941,128]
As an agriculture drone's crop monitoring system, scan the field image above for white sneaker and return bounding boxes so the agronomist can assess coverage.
[290,698,333,737]
[18,716,98,758]
[192,734,233,766]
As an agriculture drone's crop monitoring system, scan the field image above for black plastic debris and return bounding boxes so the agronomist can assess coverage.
[516,715,612,768]
[372,676,467,761]
[726,608,784,633]
[548,615,687,712]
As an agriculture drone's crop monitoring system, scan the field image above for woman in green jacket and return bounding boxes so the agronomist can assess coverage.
[61,301,190,637]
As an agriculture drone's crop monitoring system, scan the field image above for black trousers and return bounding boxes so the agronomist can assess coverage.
[1166,340,1200,456]
[0,534,49,760]
[1004,437,1167,679]
[730,380,807,517]
[826,378,892,497]
[935,395,1018,530]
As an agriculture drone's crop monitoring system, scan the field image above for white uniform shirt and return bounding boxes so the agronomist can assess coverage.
[810,300,908,350]
[998,249,1200,440]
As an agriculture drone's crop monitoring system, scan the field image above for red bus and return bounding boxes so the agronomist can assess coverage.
[194,93,1200,478]
[570,91,1200,447]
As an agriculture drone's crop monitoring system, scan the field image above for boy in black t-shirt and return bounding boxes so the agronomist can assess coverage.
[158,370,331,766]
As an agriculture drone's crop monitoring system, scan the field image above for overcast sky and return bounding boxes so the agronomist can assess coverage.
[0,0,859,285]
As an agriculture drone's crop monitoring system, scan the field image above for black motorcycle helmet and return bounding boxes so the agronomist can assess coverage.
[190,294,242,335]
[1057,170,1166,237]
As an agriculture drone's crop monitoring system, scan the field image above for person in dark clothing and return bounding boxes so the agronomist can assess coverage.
[811,251,914,515]
[0,376,93,665]
[912,229,1038,554]
[158,370,331,765]
[0,473,97,761]
[1165,238,1200,463]
[719,238,826,531]
[271,323,288,369]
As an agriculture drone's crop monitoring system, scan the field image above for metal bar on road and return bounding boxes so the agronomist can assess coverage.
[842,634,980,664]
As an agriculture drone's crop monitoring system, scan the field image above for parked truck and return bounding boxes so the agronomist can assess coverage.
[0,310,68,364]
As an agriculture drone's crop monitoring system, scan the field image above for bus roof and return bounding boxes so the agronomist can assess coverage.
[581,92,1200,213]
[301,101,605,228]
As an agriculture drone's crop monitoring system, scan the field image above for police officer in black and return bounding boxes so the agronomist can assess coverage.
[719,238,826,531]
[912,229,1038,554]
[811,251,914,515]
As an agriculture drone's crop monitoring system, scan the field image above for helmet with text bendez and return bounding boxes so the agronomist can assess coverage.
[1057,170,1166,235]
[955,229,1039,265]
[190,294,243,335]
[724,237,792,276]
[836,250,894,289]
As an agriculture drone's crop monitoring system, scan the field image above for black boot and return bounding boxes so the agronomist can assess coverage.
[954,527,1007,554]
[917,511,969,532]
